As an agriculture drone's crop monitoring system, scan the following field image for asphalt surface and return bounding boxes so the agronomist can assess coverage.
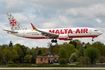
[0,67,105,70]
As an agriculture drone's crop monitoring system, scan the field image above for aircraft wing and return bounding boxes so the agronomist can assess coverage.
[37,29,58,38]
[3,29,18,33]
[31,23,59,38]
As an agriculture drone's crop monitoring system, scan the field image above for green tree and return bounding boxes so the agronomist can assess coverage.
[65,44,76,59]
[84,47,100,64]
[26,47,32,54]
[20,45,29,56]
[28,48,36,63]
[35,48,48,56]
[37,50,42,55]
[79,56,90,66]
[24,54,32,63]
[1,48,13,64]
[48,42,53,53]
[77,47,85,57]
[59,47,67,58]
[31,48,37,58]
[98,56,105,65]
[0,49,3,63]
[59,47,67,64]
[59,58,67,65]
[70,39,82,49]
[69,53,78,62]
[69,40,77,48]
[52,45,60,55]
[13,44,24,63]
[85,42,91,48]
[92,41,105,56]
[14,44,24,56]
[11,49,19,62]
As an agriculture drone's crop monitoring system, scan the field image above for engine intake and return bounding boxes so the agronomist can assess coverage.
[58,34,71,40]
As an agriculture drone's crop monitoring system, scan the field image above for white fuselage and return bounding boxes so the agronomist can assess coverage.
[10,27,102,40]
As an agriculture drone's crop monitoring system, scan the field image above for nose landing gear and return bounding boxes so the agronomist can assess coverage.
[92,37,94,42]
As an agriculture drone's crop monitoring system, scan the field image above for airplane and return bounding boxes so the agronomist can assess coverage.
[4,13,102,43]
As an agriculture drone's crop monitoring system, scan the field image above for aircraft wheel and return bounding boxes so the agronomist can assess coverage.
[92,38,94,42]
[54,40,57,43]
[51,39,57,43]
[92,39,94,42]
[51,39,54,43]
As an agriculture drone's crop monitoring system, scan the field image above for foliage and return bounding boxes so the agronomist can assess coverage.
[84,47,100,64]
[24,54,32,63]
[0,39,105,67]
[52,45,60,55]
[59,58,67,65]
[3,48,13,63]
[92,41,105,56]
[58,47,67,58]
[69,53,78,62]
[13,44,24,57]
[98,56,105,64]
[77,47,84,57]
[79,56,90,66]
[70,39,82,49]
[11,49,19,62]
[64,44,76,59]
[7,64,34,67]
[58,47,67,64]
[37,50,42,55]
[35,47,48,56]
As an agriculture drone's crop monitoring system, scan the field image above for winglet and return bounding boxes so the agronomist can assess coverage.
[31,23,37,30]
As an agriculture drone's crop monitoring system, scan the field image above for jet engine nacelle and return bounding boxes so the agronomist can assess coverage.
[58,34,71,40]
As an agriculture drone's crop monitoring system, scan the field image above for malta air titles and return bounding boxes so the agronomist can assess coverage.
[49,28,88,34]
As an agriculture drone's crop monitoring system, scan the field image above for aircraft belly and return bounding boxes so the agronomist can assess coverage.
[23,33,46,39]
[24,36,46,39]
[11,33,19,36]
[68,33,98,38]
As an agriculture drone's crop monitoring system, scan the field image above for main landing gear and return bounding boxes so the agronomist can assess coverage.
[69,38,73,43]
[51,39,57,43]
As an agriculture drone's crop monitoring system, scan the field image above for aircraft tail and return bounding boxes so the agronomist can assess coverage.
[7,13,26,31]
[31,23,37,30]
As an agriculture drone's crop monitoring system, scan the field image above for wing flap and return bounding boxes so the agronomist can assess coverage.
[39,30,58,38]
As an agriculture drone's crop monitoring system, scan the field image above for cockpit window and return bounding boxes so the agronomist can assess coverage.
[94,30,98,31]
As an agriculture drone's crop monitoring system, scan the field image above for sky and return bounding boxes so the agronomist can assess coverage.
[0,0,105,48]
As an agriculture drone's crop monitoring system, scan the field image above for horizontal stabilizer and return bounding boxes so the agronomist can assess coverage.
[3,29,18,33]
